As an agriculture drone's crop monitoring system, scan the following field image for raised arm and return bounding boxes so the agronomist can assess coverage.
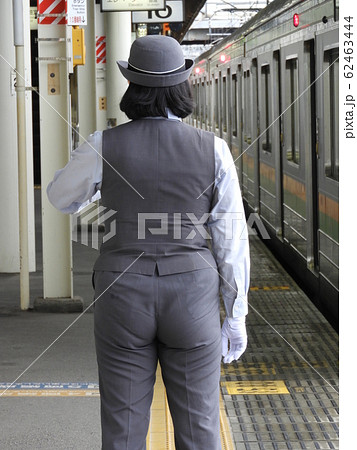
[47,131,103,214]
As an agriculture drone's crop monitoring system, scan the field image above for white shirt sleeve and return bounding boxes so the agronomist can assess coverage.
[47,131,103,214]
[207,136,250,318]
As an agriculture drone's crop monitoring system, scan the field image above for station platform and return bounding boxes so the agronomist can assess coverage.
[0,189,339,449]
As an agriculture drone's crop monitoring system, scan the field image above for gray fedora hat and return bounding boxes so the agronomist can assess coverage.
[117,35,194,88]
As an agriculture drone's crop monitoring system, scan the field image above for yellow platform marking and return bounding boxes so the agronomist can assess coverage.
[219,395,235,450]
[146,367,174,450]
[278,360,330,370]
[292,386,306,393]
[222,362,275,376]
[250,285,290,291]
[221,360,329,377]
[223,380,289,395]
[146,366,235,450]
[1,389,99,397]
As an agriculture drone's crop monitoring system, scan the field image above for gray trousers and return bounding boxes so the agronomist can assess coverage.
[93,267,221,450]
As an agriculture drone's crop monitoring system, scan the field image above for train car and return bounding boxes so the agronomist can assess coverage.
[188,0,339,328]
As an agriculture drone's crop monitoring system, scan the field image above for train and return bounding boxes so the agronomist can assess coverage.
[187,0,339,329]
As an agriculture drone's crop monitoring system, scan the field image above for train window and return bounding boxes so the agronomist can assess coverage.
[197,82,201,121]
[214,78,219,130]
[237,65,243,142]
[207,80,213,130]
[196,82,199,121]
[261,64,271,152]
[196,82,199,119]
[192,83,197,119]
[222,76,227,132]
[205,80,209,127]
[232,74,237,137]
[191,83,195,119]
[285,58,299,164]
[201,81,205,125]
[323,48,339,180]
[243,71,251,142]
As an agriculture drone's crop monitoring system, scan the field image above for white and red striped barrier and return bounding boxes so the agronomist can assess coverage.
[37,0,67,25]
[96,36,106,65]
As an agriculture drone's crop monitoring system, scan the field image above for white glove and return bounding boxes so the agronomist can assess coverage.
[221,316,247,364]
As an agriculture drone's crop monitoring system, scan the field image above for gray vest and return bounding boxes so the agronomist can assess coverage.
[93,118,217,275]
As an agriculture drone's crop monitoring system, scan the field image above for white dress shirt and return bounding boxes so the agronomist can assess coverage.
[47,115,250,318]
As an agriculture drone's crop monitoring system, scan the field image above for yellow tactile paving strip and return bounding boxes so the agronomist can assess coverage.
[146,368,174,450]
[219,395,235,450]
[249,285,290,291]
[146,366,235,450]
[222,380,289,395]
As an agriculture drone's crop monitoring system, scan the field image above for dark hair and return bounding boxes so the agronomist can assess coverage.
[120,80,194,120]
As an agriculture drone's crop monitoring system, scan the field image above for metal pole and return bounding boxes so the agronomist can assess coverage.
[106,11,132,127]
[13,0,30,310]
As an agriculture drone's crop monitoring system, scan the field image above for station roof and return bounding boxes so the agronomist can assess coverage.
[172,0,207,42]
[172,0,269,43]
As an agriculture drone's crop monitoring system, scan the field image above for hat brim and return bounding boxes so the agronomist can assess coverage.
[116,59,194,87]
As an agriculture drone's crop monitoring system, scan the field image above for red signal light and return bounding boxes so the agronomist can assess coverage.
[293,14,299,27]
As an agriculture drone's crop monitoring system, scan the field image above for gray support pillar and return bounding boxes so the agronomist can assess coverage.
[105,12,132,127]
[34,19,82,312]
[0,1,35,281]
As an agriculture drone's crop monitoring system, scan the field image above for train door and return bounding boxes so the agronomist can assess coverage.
[280,42,314,264]
[202,76,208,131]
[241,58,259,211]
[208,77,213,133]
[221,68,230,148]
[194,78,201,128]
[257,50,282,236]
[212,70,220,137]
[315,28,339,298]
[199,76,208,131]
[192,79,198,128]
[206,75,211,132]
[231,64,243,183]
